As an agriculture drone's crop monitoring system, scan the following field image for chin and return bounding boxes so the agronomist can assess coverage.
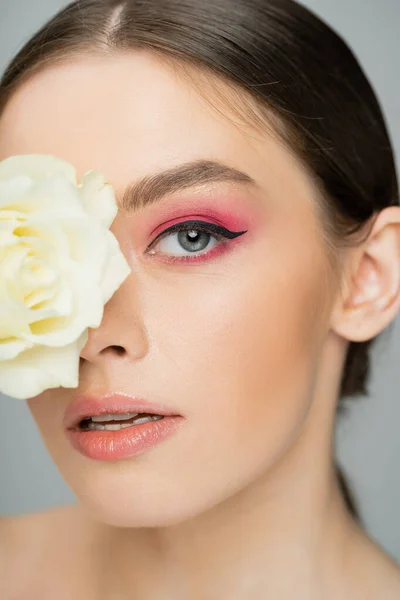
[74,493,216,528]
[66,466,244,529]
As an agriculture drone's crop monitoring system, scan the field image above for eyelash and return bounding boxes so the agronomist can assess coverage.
[146,220,248,262]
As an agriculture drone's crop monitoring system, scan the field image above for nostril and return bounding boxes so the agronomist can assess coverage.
[110,345,125,355]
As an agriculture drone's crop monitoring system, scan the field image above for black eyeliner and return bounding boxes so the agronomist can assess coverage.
[150,220,248,246]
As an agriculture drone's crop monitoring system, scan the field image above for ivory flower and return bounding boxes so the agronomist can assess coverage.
[0,154,131,399]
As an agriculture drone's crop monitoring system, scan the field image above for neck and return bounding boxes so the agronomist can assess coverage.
[90,342,363,599]
[95,420,360,599]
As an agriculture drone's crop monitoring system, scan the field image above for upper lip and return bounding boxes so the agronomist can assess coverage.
[63,392,182,430]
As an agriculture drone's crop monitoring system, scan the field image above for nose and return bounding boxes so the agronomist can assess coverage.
[79,273,149,365]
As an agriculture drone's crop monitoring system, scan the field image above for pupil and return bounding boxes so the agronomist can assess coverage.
[178,230,210,252]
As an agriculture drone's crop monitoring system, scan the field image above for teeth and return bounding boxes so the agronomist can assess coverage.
[91,412,139,422]
[86,415,163,430]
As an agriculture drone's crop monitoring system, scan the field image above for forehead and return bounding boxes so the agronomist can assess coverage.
[0,50,317,220]
[0,53,261,182]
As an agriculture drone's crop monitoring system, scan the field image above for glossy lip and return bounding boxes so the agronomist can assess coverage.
[63,392,182,430]
[65,414,184,461]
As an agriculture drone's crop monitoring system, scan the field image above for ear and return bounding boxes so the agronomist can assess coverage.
[331,206,400,342]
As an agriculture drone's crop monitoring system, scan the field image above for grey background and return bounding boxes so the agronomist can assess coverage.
[0,0,399,562]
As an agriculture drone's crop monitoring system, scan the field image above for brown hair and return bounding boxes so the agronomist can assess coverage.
[0,0,398,525]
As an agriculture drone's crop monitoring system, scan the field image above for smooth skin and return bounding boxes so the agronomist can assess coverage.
[1,51,400,600]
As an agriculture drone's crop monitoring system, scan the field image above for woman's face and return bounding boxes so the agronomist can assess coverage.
[0,52,340,526]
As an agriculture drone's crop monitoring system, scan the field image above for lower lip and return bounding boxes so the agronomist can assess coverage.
[65,416,184,461]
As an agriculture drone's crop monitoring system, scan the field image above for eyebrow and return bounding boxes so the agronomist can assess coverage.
[117,159,258,212]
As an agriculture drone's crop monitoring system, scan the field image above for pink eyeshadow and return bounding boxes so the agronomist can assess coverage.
[145,195,262,238]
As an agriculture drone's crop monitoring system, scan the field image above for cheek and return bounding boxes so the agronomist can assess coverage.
[153,239,328,470]
[26,391,71,459]
[26,395,50,432]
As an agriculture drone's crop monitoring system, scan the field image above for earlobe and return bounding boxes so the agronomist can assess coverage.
[330,206,400,343]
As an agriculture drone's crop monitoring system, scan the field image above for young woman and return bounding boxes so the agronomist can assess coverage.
[0,0,399,597]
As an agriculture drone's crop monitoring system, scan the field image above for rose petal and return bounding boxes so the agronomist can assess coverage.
[79,171,118,228]
[0,337,34,361]
[13,219,71,265]
[0,176,34,213]
[26,278,73,322]
[20,260,104,346]
[0,154,77,185]
[57,217,108,280]
[0,330,88,399]
[0,276,32,338]
[0,154,129,398]
[16,176,88,220]
[99,229,132,305]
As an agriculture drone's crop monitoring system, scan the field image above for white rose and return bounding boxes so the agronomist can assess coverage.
[0,154,131,399]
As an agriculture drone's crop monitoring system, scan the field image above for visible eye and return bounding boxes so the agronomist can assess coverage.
[146,220,247,262]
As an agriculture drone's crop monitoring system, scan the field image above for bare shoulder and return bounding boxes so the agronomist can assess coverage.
[0,504,86,553]
[0,502,81,528]
[0,504,99,599]
[367,542,400,598]
[347,523,400,600]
